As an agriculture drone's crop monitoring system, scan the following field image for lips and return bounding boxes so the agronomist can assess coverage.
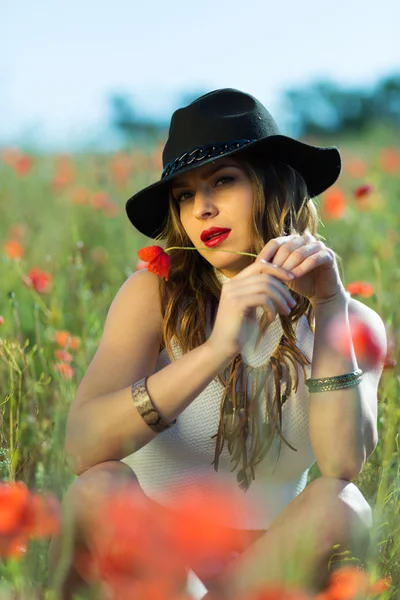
[200,227,231,242]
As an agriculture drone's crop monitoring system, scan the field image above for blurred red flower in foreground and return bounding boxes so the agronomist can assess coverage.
[73,480,391,600]
[167,481,252,575]
[74,485,186,599]
[326,313,385,370]
[0,481,60,559]
[346,282,375,298]
[321,188,347,220]
[315,565,391,600]
[75,481,251,599]
[23,268,53,293]
[138,246,170,281]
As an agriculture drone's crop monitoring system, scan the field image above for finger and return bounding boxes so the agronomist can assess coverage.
[258,232,315,264]
[231,285,295,316]
[255,235,299,263]
[277,242,323,271]
[236,293,281,321]
[234,259,295,281]
[271,239,309,268]
[290,249,334,277]
[227,275,296,305]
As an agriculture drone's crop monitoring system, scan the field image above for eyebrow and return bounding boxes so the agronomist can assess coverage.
[171,162,240,189]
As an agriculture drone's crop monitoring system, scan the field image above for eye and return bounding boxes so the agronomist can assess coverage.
[215,176,234,186]
[176,191,193,203]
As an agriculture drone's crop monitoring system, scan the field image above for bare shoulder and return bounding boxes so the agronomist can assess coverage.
[116,268,163,325]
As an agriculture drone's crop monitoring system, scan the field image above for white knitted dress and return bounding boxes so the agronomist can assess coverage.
[122,268,316,530]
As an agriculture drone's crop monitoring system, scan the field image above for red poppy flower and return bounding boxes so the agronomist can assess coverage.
[3,239,25,259]
[321,188,347,220]
[346,282,375,298]
[54,330,81,350]
[166,480,254,578]
[54,362,75,379]
[75,485,184,594]
[0,481,60,559]
[326,313,385,370]
[23,268,53,293]
[353,184,373,199]
[318,565,391,599]
[138,246,171,281]
[75,479,253,593]
[13,155,33,176]
[54,349,73,363]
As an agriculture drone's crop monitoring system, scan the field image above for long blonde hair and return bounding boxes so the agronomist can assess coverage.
[155,153,343,352]
[153,153,343,488]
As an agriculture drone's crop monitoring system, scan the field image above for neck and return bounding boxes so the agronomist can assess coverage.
[213,267,231,283]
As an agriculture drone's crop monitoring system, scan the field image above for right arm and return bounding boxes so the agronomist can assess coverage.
[65,262,296,476]
[64,269,231,476]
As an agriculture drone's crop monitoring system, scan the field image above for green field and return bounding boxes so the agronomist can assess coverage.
[0,124,399,598]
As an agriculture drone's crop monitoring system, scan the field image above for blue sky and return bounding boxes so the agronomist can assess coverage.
[2,0,399,150]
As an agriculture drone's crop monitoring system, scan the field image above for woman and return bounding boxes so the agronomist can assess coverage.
[49,88,386,599]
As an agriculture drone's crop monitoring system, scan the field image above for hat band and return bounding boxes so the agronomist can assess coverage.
[161,138,257,179]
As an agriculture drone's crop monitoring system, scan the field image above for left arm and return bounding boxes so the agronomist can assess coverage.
[309,291,387,480]
[256,231,388,481]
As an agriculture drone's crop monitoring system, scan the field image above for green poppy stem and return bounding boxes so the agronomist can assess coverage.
[164,246,258,258]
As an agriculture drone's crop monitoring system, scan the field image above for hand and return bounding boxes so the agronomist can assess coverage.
[206,260,297,362]
[256,231,346,305]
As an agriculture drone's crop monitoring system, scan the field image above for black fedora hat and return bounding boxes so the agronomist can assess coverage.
[125,88,341,239]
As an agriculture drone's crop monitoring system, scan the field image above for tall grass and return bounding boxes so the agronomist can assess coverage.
[0,125,399,597]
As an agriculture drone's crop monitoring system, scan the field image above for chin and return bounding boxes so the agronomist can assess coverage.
[202,250,251,273]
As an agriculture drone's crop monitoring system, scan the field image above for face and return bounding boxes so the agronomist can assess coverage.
[170,157,254,278]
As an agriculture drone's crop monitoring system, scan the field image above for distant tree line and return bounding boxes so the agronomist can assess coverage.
[109,72,400,144]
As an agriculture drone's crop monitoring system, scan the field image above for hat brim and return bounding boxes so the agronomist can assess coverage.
[125,135,341,239]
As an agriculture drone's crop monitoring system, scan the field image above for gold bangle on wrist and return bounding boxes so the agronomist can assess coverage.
[131,376,176,433]
[305,368,363,393]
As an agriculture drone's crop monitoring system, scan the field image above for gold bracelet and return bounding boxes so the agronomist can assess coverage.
[131,377,176,433]
[305,369,363,393]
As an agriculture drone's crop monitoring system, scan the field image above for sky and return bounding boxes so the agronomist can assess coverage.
[1,0,399,150]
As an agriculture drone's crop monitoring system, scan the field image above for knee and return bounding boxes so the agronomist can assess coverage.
[61,461,140,537]
[307,477,372,524]
[306,477,373,554]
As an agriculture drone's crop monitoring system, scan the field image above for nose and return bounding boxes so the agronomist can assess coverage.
[192,188,218,220]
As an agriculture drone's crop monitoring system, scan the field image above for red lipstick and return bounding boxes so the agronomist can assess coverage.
[200,227,231,244]
[201,228,231,248]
